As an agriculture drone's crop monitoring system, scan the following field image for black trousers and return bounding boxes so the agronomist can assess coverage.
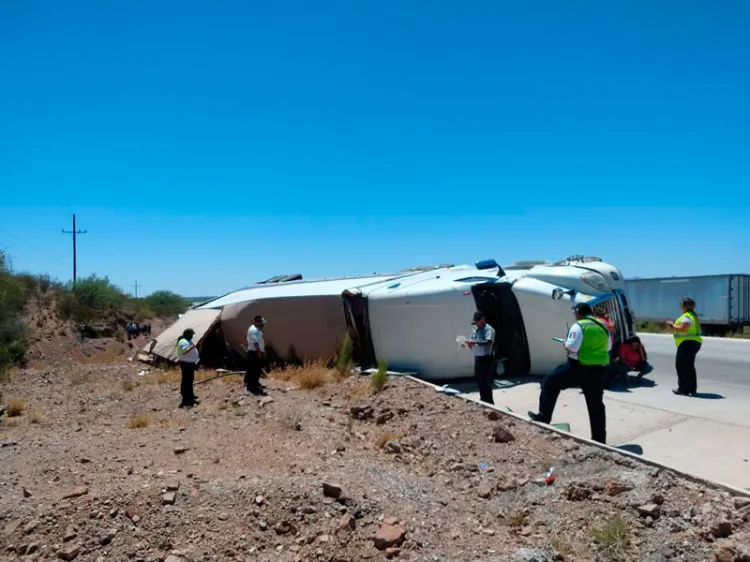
[537,359,607,444]
[245,352,263,391]
[179,361,197,405]
[474,355,495,405]
[675,340,701,394]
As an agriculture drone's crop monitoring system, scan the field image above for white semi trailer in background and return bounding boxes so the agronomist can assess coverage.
[342,256,636,380]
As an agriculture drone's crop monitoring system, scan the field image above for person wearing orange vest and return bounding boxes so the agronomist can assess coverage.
[665,297,702,396]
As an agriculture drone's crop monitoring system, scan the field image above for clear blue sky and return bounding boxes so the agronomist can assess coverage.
[1,1,748,297]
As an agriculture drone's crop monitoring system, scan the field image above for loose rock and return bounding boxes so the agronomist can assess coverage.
[58,544,81,561]
[492,425,515,443]
[322,482,343,500]
[63,487,88,499]
[374,520,406,550]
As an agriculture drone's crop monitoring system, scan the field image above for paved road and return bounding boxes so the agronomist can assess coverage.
[448,334,750,489]
[638,333,748,388]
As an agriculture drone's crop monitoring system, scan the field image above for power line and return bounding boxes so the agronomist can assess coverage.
[62,213,87,287]
[0,227,69,268]
[131,280,143,298]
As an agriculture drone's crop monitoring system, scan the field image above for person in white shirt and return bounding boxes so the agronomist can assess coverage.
[175,328,200,409]
[527,303,611,444]
[245,315,267,395]
[465,311,496,405]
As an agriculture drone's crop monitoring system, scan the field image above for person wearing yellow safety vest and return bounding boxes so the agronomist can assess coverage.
[665,297,702,396]
[528,302,610,444]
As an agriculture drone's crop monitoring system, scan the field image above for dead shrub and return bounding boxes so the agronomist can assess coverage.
[5,398,26,417]
[272,360,331,390]
[127,413,150,429]
[69,370,89,386]
[296,368,328,390]
[375,429,406,449]
[78,346,126,365]
[121,380,135,392]
[280,410,303,431]
[28,409,44,424]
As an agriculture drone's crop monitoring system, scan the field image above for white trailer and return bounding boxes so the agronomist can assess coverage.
[342,256,636,380]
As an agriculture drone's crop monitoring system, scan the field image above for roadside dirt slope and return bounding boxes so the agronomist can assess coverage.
[1,360,749,562]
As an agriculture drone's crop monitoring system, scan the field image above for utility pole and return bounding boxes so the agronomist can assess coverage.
[62,214,87,287]
[131,280,142,299]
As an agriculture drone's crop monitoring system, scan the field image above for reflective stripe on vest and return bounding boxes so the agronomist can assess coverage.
[673,311,703,346]
[576,317,610,366]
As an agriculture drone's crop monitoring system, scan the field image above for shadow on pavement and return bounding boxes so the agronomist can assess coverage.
[691,392,725,400]
[617,444,644,455]
[605,376,657,394]
[442,374,541,394]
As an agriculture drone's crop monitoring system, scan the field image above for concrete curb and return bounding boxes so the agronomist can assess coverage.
[405,375,750,498]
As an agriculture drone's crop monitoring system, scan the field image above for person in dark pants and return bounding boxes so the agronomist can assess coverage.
[465,311,496,405]
[175,328,200,409]
[245,315,268,396]
[665,297,702,396]
[528,303,610,444]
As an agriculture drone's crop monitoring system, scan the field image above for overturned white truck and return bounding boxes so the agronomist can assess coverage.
[342,256,636,380]
[144,257,636,381]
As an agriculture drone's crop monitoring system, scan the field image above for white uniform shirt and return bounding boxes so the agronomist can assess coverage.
[247,324,265,353]
[176,338,200,363]
[564,320,612,360]
[470,324,495,357]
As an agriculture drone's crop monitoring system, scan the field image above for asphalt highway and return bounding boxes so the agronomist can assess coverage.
[637,333,748,388]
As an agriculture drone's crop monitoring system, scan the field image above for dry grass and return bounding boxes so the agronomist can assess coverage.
[121,380,135,392]
[70,370,90,386]
[221,374,243,385]
[127,413,150,429]
[375,429,407,449]
[5,398,26,417]
[216,402,230,411]
[78,347,126,364]
[270,361,331,390]
[27,409,44,424]
[348,382,371,399]
[280,410,303,431]
[592,515,631,559]
[29,360,46,371]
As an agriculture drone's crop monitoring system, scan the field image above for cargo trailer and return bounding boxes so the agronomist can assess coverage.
[625,274,750,336]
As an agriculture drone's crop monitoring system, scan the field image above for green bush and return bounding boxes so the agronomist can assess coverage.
[334,334,354,376]
[0,251,30,376]
[370,358,389,393]
[57,275,128,322]
[142,290,190,317]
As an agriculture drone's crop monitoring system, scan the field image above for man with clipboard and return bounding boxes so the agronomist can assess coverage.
[528,303,610,444]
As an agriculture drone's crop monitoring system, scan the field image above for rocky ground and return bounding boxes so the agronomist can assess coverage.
[1,358,750,562]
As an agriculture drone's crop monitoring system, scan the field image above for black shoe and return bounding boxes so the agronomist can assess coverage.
[672,389,696,396]
[179,403,194,409]
[247,387,267,396]
[528,411,544,423]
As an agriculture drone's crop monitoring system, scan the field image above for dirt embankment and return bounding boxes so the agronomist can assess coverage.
[1,358,750,562]
[20,295,170,367]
